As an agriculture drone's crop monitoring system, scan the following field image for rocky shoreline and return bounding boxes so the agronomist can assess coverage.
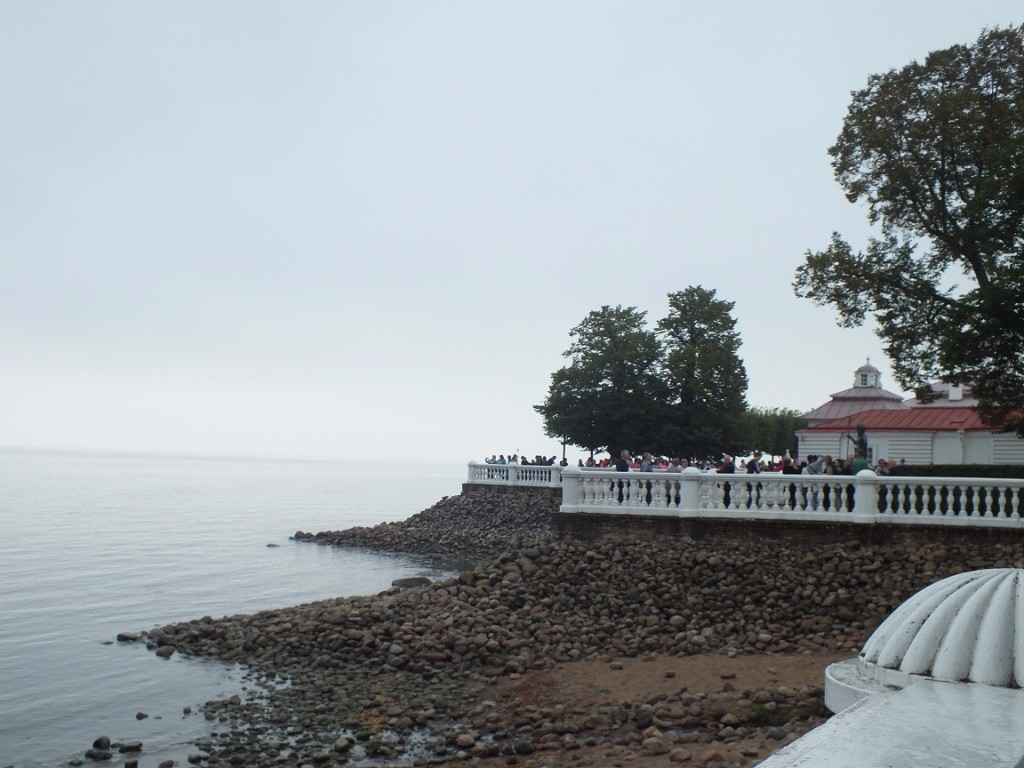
[292,486,558,559]
[115,487,1023,767]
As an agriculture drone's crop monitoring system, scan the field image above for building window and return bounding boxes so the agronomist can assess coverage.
[860,373,868,386]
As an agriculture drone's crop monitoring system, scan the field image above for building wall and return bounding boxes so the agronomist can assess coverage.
[993,434,1024,464]
[933,434,962,464]
[800,430,1024,466]
[965,434,993,464]
[798,431,931,465]
[797,434,848,461]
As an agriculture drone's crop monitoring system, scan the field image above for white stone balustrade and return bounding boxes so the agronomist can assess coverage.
[468,465,1024,528]
[466,462,564,487]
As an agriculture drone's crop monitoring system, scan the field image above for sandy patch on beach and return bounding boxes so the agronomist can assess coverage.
[465,651,848,768]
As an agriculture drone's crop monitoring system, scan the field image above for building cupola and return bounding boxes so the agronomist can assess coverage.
[854,358,882,388]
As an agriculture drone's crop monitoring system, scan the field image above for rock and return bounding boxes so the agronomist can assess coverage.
[84,749,112,761]
[392,576,432,588]
[118,741,143,753]
[135,712,148,720]
[92,737,111,750]
[642,736,670,755]
[154,645,176,659]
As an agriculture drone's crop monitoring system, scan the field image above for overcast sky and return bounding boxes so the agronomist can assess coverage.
[1,2,1019,463]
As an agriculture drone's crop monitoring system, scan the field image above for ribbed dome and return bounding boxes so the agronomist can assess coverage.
[859,569,1024,688]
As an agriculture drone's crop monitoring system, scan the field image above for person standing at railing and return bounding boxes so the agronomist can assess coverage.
[665,457,683,505]
[640,452,655,503]
[874,458,891,511]
[802,454,824,509]
[746,451,764,508]
[839,450,871,510]
[717,454,735,507]
[820,455,837,510]
[640,452,654,472]
[851,450,870,474]
[780,457,800,509]
[613,449,631,472]
[613,449,631,502]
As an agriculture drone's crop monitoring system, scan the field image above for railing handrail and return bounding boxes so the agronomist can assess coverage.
[552,467,1024,528]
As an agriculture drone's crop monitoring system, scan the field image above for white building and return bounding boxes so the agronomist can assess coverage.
[797,362,1024,466]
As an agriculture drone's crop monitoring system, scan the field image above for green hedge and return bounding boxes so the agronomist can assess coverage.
[890,465,1024,479]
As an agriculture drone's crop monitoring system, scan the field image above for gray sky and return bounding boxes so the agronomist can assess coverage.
[1,2,1019,463]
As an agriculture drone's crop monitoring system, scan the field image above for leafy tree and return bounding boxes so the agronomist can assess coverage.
[738,407,805,458]
[793,25,1024,433]
[656,287,749,459]
[534,305,671,457]
[537,291,758,459]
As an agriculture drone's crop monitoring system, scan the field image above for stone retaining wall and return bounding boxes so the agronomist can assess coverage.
[551,509,1024,551]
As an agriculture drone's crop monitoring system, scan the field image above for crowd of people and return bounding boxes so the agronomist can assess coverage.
[484,453,567,467]
[484,448,901,477]
[577,449,898,477]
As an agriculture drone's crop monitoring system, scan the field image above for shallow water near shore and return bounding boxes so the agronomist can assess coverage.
[0,449,465,767]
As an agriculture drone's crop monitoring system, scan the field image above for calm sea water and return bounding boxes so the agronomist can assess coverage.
[0,449,465,767]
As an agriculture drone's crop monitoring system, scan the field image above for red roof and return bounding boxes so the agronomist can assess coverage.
[800,407,992,433]
[802,386,908,424]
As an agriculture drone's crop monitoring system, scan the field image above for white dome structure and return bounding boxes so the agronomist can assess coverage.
[772,570,1024,767]
[858,568,1024,689]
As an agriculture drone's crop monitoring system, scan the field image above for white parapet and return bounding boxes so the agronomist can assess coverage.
[759,679,1024,768]
[550,467,1024,528]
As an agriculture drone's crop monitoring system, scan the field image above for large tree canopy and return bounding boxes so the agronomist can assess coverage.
[657,287,748,458]
[533,305,670,457]
[794,25,1024,433]
[535,290,749,460]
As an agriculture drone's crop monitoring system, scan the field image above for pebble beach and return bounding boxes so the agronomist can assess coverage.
[111,485,1022,768]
